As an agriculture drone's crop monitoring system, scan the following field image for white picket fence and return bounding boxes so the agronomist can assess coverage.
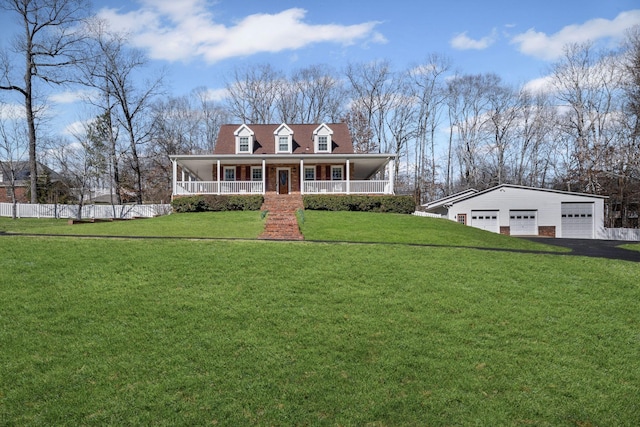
[602,228,640,241]
[0,203,171,219]
[413,211,444,218]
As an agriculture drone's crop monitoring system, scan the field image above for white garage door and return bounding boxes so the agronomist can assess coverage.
[510,210,537,235]
[561,203,594,238]
[471,210,499,233]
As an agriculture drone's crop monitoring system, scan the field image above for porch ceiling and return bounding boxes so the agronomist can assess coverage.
[170,154,393,180]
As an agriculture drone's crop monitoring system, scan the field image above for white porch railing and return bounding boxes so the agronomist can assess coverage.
[303,180,391,194]
[175,180,392,195]
[176,181,264,195]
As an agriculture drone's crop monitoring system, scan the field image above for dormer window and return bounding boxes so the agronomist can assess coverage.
[239,137,249,152]
[274,123,293,154]
[234,124,254,154]
[313,123,333,153]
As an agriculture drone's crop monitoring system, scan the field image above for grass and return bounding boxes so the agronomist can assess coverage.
[0,211,265,239]
[621,243,640,252]
[299,210,568,252]
[1,212,639,425]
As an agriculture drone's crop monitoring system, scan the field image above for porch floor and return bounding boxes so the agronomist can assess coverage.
[258,192,304,241]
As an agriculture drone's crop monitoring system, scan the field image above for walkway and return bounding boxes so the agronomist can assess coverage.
[258,193,304,241]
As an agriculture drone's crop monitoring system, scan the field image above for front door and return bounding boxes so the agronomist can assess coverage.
[278,169,289,194]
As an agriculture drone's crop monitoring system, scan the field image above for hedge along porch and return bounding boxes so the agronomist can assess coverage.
[169,123,396,198]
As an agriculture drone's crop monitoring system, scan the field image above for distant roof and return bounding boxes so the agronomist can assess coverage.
[214,123,354,155]
[422,188,478,209]
[425,184,607,210]
[0,161,61,183]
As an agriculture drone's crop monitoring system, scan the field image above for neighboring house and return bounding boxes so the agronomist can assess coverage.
[169,123,396,197]
[422,184,607,239]
[0,161,62,203]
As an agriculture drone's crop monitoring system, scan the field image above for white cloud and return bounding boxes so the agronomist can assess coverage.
[98,1,385,63]
[522,75,555,94]
[450,29,498,50]
[48,90,97,105]
[62,120,91,137]
[0,103,24,120]
[511,9,640,61]
[202,88,229,102]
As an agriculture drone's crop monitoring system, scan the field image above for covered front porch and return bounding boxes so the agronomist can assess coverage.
[169,154,396,197]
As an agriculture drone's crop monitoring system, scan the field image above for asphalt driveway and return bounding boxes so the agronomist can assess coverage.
[523,237,640,262]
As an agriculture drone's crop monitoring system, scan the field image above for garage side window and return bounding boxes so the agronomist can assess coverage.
[457,214,467,225]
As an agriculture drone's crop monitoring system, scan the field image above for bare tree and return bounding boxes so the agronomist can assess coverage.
[550,42,622,193]
[385,73,416,184]
[225,64,282,124]
[0,103,29,218]
[483,80,519,186]
[513,89,556,187]
[345,60,396,155]
[408,54,450,201]
[191,87,228,153]
[343,107,375,153]
[51,120,108,218]
[0,0,91,203]
[446,73,498,189]
[288,64,346,123]
[83,22,164,203]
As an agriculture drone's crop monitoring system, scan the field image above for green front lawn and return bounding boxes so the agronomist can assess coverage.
[0,211,265,239]
[299,210,568,252]
[0,212,638,425]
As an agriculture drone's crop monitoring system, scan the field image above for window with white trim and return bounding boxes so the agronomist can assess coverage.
[304,166,315,181]
[278,136,290,153]
[331,166,343,181]
[251,167,262,181]
[239,136,250,153]
[318,136,328,152]
[224,167,235,181]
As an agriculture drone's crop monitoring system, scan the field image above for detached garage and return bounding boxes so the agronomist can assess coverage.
[422,184,606,239]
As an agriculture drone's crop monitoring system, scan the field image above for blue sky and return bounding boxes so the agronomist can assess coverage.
[1,0,640,132]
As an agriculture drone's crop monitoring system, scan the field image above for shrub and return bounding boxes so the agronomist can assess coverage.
[171,195,263,213]
[302,195,415,214]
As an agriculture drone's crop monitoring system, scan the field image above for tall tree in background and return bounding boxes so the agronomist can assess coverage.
[409,54,450,201]
[484,79,519,186]
[288,64,346,123]
[0,0,91,203]
[513,89,555,187]
[550,42,621,193]
[226,64,282,124]
[345,60,395,155]
[0,103,28,218]
[83,21,164,203]
[446,73,498,189]
[623,25,640,142]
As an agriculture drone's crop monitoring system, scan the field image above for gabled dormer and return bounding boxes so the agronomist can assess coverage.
[274,123,293,154]
[313,123,333,153]
[234,124,254,154]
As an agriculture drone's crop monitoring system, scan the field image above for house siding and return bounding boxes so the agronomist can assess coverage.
[0,186,28,203]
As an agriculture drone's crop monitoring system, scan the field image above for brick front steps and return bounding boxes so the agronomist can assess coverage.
[258,193,304,240]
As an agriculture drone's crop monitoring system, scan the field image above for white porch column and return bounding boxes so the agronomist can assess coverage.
[216,160,221,195]
[172,159,177,197]
[262,159,266,194]
[300,158,304,195]
[346,159,350,194]
[389,158,395,195]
